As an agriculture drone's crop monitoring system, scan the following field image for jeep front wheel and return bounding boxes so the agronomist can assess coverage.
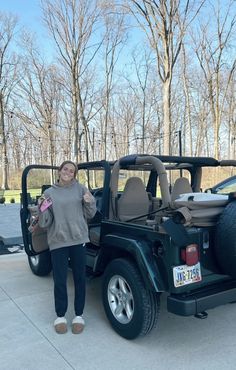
[28,250,52,276]
[102,258,160,339]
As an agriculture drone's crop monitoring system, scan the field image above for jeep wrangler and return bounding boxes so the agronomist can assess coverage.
[20,154,236,339]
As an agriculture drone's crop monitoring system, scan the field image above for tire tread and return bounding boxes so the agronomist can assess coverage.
[102,258,160,339]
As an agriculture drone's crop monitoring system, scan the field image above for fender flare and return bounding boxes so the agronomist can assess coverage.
[95,234,166,292]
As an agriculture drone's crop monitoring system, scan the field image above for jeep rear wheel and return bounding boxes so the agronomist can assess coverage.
[102,258,160,339]
[28,250,52,276]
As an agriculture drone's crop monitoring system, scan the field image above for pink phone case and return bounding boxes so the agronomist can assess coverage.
[40,197,52,212]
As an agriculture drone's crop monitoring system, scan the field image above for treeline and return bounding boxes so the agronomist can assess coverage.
[0,0,235,189]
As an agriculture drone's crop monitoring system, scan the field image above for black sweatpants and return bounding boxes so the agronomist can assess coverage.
[50,244,86,317]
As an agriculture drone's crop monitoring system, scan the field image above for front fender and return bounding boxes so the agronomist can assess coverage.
[96,234,166,292]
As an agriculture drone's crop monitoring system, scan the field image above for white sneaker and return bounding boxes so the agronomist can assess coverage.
[72,316,85,334]
[54,317,67,334]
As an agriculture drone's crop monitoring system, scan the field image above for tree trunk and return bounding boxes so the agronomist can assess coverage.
[182,46,192,156]
[0,94,9,189]
[162,80,171,155]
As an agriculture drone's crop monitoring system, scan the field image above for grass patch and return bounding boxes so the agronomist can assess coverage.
[2,189,41,204]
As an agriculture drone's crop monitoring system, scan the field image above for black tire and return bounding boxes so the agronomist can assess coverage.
[215,201,236,278]
[28,250,52,276]
[102,258,160,339]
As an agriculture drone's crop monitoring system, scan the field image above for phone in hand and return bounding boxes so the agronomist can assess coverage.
[40,197,53,212]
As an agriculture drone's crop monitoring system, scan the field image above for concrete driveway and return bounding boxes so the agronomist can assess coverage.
[0,203,236,369]
[1,252,236,370]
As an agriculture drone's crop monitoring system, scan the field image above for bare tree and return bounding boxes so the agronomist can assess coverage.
[225,77,236,159]
[193,0,236,159]
[41,0,103,164]
[100,4,127,159]
[14,32,64,175]
[113,92,138,157]
[127,0,205,155]
[180,44,193,155]
[122,48,161,154]
[0,13,19,189]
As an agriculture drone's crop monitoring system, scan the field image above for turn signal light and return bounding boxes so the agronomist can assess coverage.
[181,244,199,266]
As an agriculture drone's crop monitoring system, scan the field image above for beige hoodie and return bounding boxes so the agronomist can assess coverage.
[38,180,96,251]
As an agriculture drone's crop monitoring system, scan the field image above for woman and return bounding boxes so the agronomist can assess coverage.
[38,160,96,334]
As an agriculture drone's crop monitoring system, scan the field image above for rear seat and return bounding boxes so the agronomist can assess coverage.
[116,177,151,223]
[171,177,192,201]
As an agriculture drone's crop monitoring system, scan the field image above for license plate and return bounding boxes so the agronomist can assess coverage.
[173,262,202,288]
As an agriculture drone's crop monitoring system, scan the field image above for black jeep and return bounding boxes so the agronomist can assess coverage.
[20,154,236,339]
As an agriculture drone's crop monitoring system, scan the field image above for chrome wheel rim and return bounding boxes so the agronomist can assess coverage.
[30,255,39,267]
[107,274,134,324]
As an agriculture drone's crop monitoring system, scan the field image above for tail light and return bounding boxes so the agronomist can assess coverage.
[181,244,199,266]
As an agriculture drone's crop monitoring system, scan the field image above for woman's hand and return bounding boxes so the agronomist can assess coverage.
[37,196,45,212]
[83,191,94,203]
[38,195,45,206]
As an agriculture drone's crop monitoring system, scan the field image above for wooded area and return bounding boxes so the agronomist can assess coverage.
[0,0,235,189]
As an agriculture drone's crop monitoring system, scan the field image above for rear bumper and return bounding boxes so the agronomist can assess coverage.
[167,280,236,316]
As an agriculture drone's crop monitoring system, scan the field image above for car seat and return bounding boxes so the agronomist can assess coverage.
[171,177,192,201]
[117,177,151,223]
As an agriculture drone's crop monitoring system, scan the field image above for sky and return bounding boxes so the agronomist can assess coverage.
[0,0,58,61]
[0,0,41,31]
[1,1,235,77]
[0,0,146,74]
